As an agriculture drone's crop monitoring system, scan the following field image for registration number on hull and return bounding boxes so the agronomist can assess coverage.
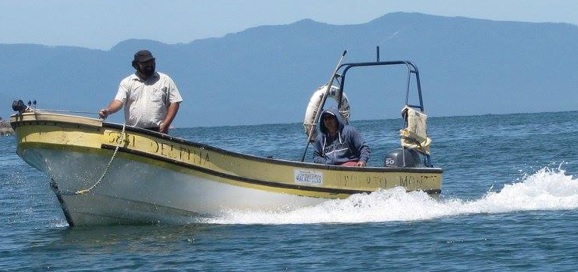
[294,169,323,185]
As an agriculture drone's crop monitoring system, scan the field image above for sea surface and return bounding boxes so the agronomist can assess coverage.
[2,111,578,271]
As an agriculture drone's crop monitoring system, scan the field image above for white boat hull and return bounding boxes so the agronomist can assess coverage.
[24,147,327,226]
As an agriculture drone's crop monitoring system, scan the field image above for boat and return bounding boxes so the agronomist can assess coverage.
[10,53,443,227]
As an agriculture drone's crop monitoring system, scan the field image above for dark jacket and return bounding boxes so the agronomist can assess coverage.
[313,108,370,165]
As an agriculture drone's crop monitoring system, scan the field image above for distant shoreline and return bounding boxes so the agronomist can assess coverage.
[0,119,14,135]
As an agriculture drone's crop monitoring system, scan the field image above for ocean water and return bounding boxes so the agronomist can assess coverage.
[2,111,578,271]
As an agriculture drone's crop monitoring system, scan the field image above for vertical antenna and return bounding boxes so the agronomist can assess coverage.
[376,46,380,62]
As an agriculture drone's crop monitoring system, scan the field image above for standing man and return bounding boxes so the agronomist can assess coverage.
[99,49,183,133]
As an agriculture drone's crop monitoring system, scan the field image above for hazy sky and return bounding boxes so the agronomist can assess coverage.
[1,0,577,50]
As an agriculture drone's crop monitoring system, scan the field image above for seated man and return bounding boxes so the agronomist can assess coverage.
[313,108,370,166]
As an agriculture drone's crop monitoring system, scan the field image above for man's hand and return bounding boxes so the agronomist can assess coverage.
[98,108,110,119]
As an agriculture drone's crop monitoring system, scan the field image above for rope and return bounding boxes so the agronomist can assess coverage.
[74,122,127,195]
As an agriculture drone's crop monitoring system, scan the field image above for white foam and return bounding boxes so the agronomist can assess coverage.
[206,167,578,225]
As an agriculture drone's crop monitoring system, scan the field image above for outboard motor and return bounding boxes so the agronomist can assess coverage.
[384,148,422,167]
[12,100,26,113]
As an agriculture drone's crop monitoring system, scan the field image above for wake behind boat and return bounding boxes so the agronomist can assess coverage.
[10,53,443,227]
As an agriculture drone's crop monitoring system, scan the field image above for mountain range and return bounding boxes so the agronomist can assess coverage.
[1,12,577,127]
